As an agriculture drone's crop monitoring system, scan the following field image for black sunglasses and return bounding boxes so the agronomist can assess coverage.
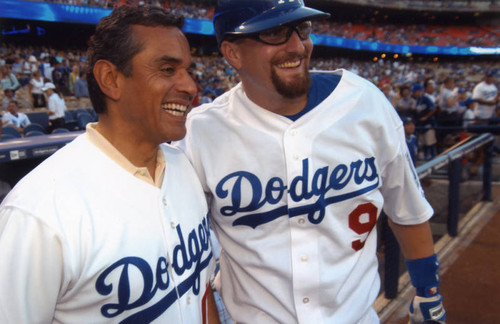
[230,21,313,46]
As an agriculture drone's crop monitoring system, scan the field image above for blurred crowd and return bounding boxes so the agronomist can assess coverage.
[24,0,500,48]
[1,22,499,166]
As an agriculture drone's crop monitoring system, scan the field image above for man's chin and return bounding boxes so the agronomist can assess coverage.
[272,69,311,99]
[164,130,187,143]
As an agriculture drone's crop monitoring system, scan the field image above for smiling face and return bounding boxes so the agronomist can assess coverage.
[117,25,196,144]
[223,27,313,114]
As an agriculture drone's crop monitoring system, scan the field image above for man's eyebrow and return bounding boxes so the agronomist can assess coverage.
[154,55,183,65]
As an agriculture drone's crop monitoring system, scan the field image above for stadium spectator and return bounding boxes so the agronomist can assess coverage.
[69,65,80,95]
[2,100,31,133]
[200,90,214,104]
[462,97,478,127]
[457,87,470,116]
[73,71,90,108]
[413,83,437,160]
[51,60,71,96]
[380,83,399,107]
[395,84,417,119]
[0,66,21,91]
[403,116,419,164]
[472,69,499,122]
[423,78,438,105]
[1,89,17,110]
[28,69,46,108]
[438,76,460,126]
[40,56,53,81]
[42,82,67,132]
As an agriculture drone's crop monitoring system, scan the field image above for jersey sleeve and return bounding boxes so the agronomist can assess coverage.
[379,108,434,225]
[0,207,64,323]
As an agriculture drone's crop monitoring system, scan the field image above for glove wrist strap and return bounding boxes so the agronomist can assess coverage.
[405,253,440,297]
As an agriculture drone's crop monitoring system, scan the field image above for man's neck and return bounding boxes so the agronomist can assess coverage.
[243,85,308,116]
[95,117,159,180]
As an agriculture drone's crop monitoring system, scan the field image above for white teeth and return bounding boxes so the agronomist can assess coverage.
[170,111,184,116]
[277,60,300,68]
[161,103,188,116]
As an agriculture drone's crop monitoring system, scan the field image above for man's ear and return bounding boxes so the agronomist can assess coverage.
[220,41,242,70]
[93,60,121,101]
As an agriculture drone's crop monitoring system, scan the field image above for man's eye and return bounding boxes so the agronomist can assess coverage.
[162,67,175,74]
[261,26,287,38]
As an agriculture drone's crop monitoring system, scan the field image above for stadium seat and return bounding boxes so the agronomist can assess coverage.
[24,123,47,134]
[64,110,76,121]
[52,128,70,134]
[77,112,94,130]
[88,109,98,122]
[75,108,90,118]
[1,126,22,138]
[64,110,79,131]
[26,111,50,129]
[0,134,17,142]
[25,130,45,137]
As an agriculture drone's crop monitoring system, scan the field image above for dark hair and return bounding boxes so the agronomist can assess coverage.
[86,5,184,114]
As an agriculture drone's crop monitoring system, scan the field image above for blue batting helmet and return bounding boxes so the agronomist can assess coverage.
[213,0,330,46]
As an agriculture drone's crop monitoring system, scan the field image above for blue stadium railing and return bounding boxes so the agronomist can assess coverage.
[382,131,496,298]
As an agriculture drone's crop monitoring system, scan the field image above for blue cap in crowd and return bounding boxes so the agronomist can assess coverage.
[402,116,414,125]
[486,69,498,77]
[458,88,467,94]
[463,98,477,107]
[411,83,423,92]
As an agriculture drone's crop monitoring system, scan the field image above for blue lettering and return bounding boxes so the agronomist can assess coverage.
[329,164,349,190]
[311,166,328,196]
[172,226,190,274]
[216,171,266,216]
[289,159,313,201]
[218,157,380,228]
[265,177,286,204]
[96,216,213,321]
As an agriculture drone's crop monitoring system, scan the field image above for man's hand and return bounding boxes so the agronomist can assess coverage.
[409,294,446,324]
[405,254,446,324]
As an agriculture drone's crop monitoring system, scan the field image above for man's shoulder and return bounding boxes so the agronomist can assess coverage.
[187,85,240,121]
[3,135,89,204]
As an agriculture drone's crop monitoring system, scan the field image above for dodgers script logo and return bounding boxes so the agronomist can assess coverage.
[95,217,212,323]
[216,157,379,228]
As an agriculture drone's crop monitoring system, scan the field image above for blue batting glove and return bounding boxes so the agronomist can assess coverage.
[406,254,446,324]
[409,294,446,324]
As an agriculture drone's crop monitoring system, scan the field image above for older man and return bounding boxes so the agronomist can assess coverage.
[0,6,219,324]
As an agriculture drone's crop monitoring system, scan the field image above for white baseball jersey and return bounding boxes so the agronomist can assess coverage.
[0,135,215,323]
[472,81,498,119]
[175,69,433,324]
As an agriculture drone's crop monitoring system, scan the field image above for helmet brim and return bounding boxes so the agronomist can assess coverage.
[227,6,330,36]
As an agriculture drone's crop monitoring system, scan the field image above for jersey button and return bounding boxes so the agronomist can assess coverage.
[290,130,297,136]
[300,255,308,262]
[162,197,168,206]
[293,154,300,160]
[170,221,176,228]
[303,297,310,304]
[298,218,305,224]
